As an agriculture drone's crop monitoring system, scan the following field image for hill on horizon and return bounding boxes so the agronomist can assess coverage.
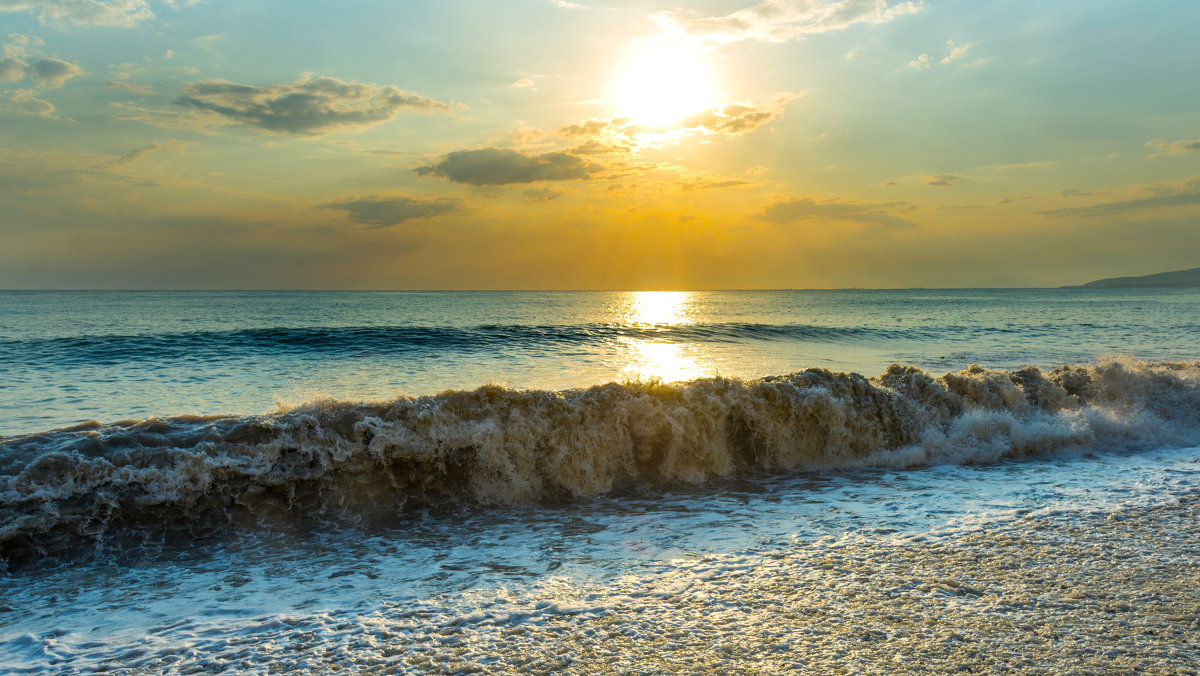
[1070,267,1200,288]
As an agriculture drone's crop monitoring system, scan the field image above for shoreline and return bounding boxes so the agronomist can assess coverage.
[351,493,1200,673]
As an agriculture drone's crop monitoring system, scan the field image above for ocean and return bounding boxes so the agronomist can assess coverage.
[2,289,1199,672]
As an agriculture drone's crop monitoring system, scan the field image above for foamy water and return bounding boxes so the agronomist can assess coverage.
[2,290,1199,671]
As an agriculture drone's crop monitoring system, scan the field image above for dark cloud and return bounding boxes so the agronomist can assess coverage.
[1040,190,1200,218]
[112,140,187,166]
[1060,189,1090,198]
[416,147,602,185]
[927,173,962,187]
[173,76,454,136]
[0,0,153,27]
[31,57,82,88]
[523,188,565,202]
[0,56,82,88]
[758,197,915,229]
[322,195,463,228]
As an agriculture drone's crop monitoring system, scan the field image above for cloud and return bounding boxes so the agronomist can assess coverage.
[758,196,915,229]
[1040,189,1200,218]
[524,188,565,202]
[677,98,792,134]
[322,195,463,228]
[2,33,43,58]
[417,147,603,185]
[559,94,795,151]
[996,161,1052,170]
[30,57,82,87]
[2,88,57,118]
[941,41,972,64]
[654,0,923,45]
[912,41,976,69]
[172,75,455,136]
[512,78,534,88]
[0,0,153,27]
[0,56,25,81]
[1146,138,1200,156]
[679,178,757,191]
[926,173,962,187]
[112,140,189,166]
[107,80,154,95]
[1,36,83,88]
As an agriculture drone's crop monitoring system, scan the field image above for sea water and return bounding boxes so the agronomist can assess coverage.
[1,289,1199,672]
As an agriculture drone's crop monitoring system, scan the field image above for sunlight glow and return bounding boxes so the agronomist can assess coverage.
[626,291,692,325]
[620,338,704,383]
[618,291,706,383]
[613,44,715,127]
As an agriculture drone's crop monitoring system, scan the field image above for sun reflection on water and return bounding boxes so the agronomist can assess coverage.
[618,291,710,383]
[626,290,692,326]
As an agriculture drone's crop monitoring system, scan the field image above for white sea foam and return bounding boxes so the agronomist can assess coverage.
[1,357,1198,566]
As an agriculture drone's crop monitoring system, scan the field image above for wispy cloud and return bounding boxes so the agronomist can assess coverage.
[1040,189,1200,218]
[941,40,972,64]
[559,94,796,151]
[111,140,189,166]
[908,53,932,69]
[1,88,57,118]
[758,196,916,229]
[654,0,923,45]
[1145,137,1200,156]
[926,173,963,187]
[172,75,455,136]
[0,0,153,28]
[107,80,155,95]
[524,188,565,202]
[912,40,975,69]
[996,161,1052,170]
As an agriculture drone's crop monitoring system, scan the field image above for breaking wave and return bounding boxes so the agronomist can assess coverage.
[2,357,1198,566]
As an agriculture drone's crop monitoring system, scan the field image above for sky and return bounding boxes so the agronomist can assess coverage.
[1,0,1198,289]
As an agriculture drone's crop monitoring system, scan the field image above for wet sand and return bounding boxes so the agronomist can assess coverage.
[369,494,1200,674]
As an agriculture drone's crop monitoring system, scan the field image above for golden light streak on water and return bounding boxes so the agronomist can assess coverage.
[618,292,710,382]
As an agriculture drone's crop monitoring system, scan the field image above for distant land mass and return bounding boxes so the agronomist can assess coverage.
[1069,266,1200,288]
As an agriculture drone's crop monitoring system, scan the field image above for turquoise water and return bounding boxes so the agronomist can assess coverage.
[2,289,1197,435]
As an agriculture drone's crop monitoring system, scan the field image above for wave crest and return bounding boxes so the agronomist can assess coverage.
[2,358,1198,565]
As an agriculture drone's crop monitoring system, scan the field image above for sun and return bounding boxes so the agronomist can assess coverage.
[613,43,715,127]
